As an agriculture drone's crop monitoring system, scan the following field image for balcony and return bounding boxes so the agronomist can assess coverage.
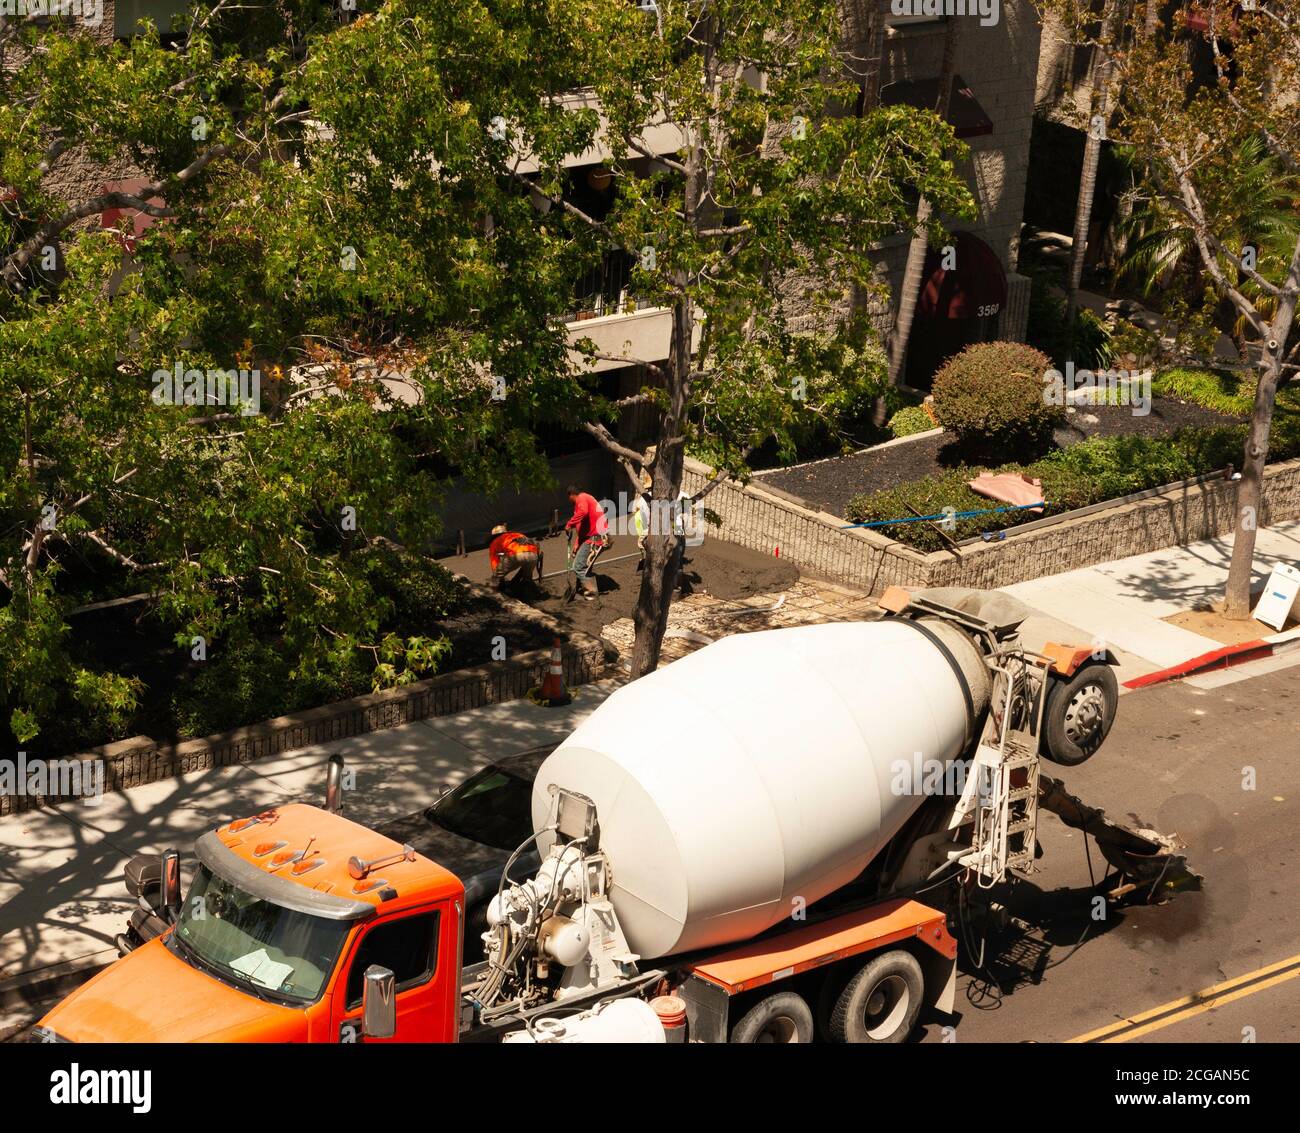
[512,89,687,175]
[562,250,701,372]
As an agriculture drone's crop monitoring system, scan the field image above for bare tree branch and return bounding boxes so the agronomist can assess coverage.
[581,420,646,466]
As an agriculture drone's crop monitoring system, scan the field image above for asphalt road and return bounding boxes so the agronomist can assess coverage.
[922,665,1300,1044]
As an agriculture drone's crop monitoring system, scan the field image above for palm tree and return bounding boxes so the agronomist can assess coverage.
[886,15,959,391]
[1063,0,1122,355]
[1115,134,1300,354]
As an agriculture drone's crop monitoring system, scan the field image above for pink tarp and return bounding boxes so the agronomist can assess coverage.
[967,472,1045,514]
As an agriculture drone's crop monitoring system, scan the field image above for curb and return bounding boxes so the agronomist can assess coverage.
[1123,625,1300,689]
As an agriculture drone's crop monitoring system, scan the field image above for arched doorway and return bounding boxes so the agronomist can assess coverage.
[904,231,1009,389]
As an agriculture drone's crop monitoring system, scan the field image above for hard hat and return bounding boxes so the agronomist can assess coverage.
[490,524,507,536]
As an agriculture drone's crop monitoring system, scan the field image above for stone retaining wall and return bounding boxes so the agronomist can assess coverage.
[686,453,1300,596]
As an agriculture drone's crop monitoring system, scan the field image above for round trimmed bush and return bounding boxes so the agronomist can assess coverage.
[931,341,1064,459]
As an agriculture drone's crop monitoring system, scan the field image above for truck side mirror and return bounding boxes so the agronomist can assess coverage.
[160,848,182,921]
[361,966,396,1039]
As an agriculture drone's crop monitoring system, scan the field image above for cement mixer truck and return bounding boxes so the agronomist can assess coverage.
[34,588,1190,1044]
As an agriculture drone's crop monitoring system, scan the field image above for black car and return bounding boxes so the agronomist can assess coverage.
[377,745,551,960]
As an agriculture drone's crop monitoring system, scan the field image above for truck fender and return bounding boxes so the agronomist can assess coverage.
[1042,642,1119,678]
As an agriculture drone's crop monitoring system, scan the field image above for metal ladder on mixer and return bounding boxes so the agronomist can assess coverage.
[949,653,1047,886]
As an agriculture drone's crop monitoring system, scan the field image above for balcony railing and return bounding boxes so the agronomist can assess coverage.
[564,251,660,323]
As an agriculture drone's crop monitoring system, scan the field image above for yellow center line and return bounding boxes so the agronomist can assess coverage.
[1068,952,1300,1043]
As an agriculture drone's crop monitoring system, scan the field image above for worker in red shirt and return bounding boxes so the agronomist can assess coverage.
[487,525,541,590]
[564,484,610,601]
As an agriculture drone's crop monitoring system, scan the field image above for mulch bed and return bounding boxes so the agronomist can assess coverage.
[756,396,1243,520]
[439,591,555,667]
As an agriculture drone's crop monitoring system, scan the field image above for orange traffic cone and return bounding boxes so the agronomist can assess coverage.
[528,637,572,707]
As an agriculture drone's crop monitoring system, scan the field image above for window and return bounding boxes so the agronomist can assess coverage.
[115,0,189,39]
[173,865,349,1004]
[345,912,440,1009]
[887,9,948,28]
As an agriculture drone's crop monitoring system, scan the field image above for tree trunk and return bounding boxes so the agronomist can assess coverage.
[1064,4,1118,355]
[1223,236,1300,618]
[628,15,713,678]
[852,0,883,407]
[628,296,692,677]
[886,18,958,391]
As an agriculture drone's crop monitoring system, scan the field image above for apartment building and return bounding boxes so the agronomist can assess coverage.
[562,3,1044,394]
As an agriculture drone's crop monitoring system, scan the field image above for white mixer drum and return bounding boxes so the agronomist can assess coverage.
[532,619,987,960]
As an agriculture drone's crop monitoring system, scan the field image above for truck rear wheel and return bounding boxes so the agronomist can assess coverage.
[1042,663,1118,766]
[829,950,923,1043]
[729,991,814,1044]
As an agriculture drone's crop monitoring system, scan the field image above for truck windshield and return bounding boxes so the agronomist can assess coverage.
[173,864,349,1004]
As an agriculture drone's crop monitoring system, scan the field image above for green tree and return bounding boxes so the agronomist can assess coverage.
[0,5,564,744]
[318,0,974,675]
[505,0,974,673]
[1115,134,1300,355]
[1115,1,1300,618]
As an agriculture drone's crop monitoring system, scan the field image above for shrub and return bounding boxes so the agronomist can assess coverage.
[1025,287,1115,371]
[843,425,1290,552]
[169,630,333,738]
[1039,433,1198,501]
[888,404,935,438]
[931,341,1064,459]
[1152,368,1252,416]
[845,467,998,550]
[169,549,465,738]
[355,543,466,630]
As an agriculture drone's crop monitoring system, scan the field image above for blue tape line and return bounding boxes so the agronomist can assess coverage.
[840,501,1048,530]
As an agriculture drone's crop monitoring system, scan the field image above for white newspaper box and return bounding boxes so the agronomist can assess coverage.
[1253,562,1300,632]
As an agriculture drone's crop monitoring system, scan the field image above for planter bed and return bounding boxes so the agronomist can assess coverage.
[32,576,558,761]
[757,396,1241,521]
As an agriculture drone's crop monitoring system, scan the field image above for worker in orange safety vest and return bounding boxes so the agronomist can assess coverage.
[488,525,542,590]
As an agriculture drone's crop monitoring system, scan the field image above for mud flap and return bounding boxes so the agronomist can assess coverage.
[918,942,958,1017]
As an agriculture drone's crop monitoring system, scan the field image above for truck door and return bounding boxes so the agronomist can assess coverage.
[332,902,451,1042]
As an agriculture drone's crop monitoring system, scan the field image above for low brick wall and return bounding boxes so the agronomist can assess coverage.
[1,633,610,818]
[686,453,1300,595]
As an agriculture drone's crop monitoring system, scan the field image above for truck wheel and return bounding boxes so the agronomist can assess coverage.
[729,991,814,1044]
[829,951,924,1043]
[1042,663,1118,766]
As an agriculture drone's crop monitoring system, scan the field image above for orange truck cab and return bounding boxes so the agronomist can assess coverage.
[35,804,465,1043]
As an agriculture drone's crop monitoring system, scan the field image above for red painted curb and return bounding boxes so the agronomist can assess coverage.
[1123,639,1276,689]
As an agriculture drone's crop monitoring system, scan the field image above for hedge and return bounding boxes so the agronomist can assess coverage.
[844,423,1300,552]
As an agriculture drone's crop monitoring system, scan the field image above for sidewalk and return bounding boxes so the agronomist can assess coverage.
[0,680,621,1034]
[1004,520,1300,689]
